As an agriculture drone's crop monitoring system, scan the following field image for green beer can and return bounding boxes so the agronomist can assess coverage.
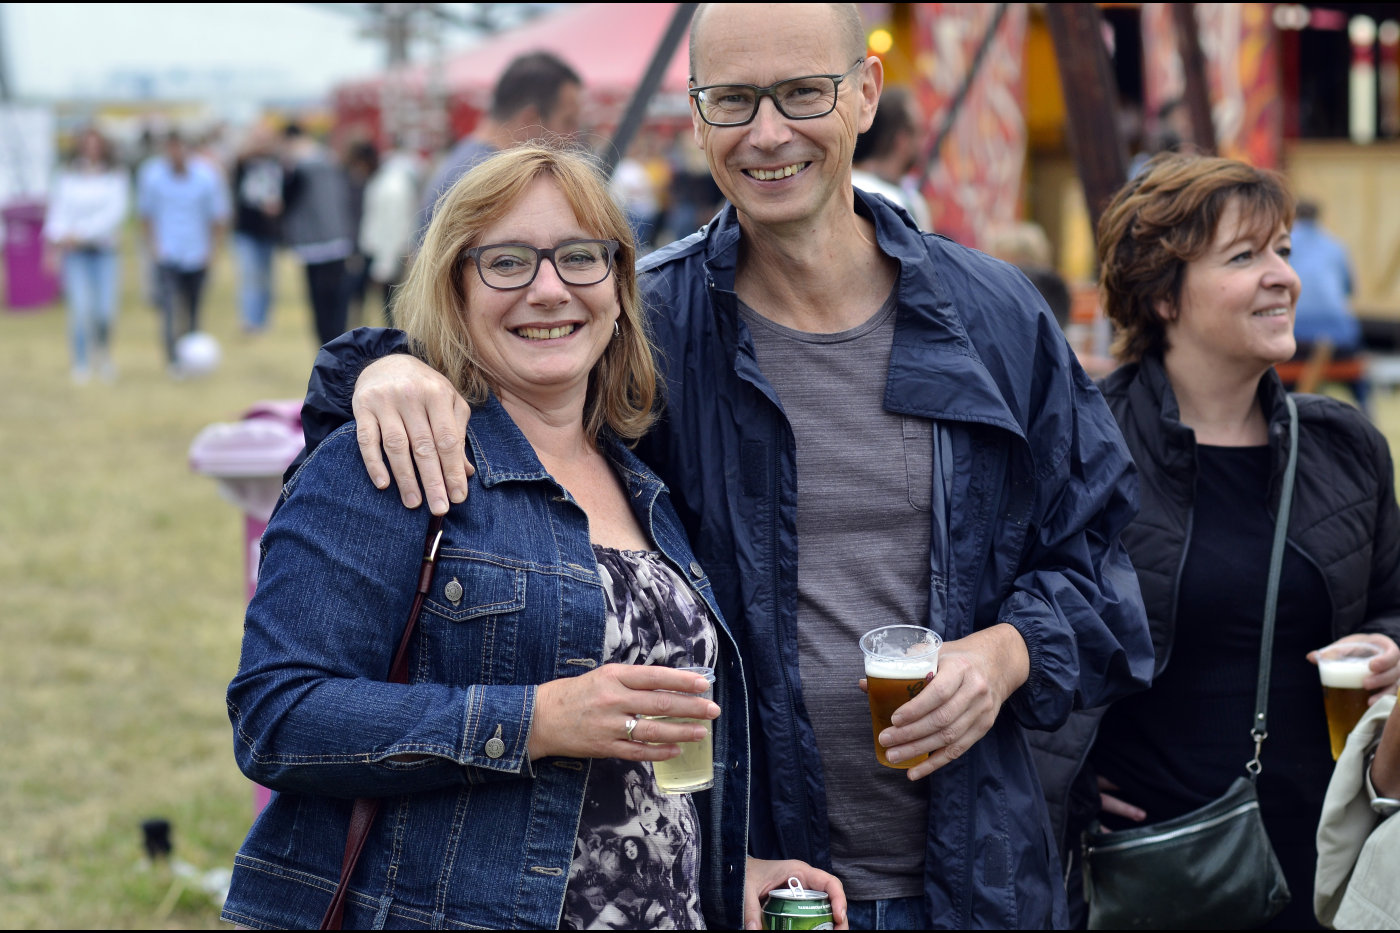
[762,877,835,930]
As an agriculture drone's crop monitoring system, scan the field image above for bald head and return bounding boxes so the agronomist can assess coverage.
[689,3,866,79]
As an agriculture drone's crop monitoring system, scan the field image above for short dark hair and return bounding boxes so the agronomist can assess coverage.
[346,139,379,173]
[1021,265,1072,330]
[490,51,582,123]
[1097,152,1294,363]
[70,127,118,169]
[854,85,916,164]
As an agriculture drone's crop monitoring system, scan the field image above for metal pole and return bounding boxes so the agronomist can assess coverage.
[1044,2,1129,242]
[1171,3,1217,154]
[0,3,13,102]
[597,2,698,179]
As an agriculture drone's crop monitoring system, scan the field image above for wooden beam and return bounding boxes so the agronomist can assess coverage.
[1044,3,1129,242]
[1171,3,1217,154]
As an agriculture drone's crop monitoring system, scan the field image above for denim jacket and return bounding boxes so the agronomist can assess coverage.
[221,396,750,930]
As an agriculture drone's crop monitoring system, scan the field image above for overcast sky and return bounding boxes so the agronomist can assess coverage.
[1,3,431,100]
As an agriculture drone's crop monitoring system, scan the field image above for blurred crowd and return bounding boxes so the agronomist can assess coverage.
[42,113,728,386]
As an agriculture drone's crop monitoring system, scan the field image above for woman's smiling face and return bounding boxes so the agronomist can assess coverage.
[1161,196,1301,375]
[462,176,621,410]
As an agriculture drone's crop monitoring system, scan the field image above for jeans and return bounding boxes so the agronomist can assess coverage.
[158,263,208,364]
[233,233,277,331]
[60,247,120,370]
[845,895,931,930]
[304,258,349,347]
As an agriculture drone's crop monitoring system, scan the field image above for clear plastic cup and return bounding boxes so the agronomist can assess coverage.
[859,625,941,769]
[1317,641,1382,759]
[646,665,715,793]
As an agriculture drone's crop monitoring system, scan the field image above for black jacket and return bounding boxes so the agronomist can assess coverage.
[1032,353,1400,895]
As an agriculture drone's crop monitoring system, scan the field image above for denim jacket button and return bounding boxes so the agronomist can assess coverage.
[689,561,703,578]
[444,578,463,606]
[484,724,505,759]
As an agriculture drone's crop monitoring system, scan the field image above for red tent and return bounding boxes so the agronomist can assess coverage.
[332,3,694,149]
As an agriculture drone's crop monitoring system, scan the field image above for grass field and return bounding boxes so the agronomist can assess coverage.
[4,230,1400,930]
[0,234,342,929]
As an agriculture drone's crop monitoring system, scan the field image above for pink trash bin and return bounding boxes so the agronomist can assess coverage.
[189,399,305,817]
[3,200,60,311]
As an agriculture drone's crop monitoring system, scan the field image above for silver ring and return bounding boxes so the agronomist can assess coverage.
[625,718,639,742]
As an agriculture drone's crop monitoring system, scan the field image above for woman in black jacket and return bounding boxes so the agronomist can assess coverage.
[1074,153,1400,929]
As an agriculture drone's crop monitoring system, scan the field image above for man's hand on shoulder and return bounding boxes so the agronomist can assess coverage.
[353,354,473,514]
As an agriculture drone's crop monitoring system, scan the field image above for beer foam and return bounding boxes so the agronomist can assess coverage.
[1319,658,1370,689]
[865,653,938,679]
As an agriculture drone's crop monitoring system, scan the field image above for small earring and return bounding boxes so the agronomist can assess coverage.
[613,320,621,339]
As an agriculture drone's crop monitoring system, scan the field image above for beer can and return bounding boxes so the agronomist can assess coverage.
[762,877,834,930]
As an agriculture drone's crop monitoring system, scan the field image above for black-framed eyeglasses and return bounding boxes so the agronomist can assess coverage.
[463,239,620,291]
[689,59,866,127]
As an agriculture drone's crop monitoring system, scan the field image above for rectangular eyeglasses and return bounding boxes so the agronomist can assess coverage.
[464,239,620,291]
[689,59,866,127]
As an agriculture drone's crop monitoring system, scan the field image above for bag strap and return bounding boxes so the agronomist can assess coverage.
[1248,395,1298,778]
[320,513,446,930]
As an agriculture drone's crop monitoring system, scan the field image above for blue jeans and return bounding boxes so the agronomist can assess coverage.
[233,232,276,331]
[845,895,931,930]
[157,263,207,364]
[61,247,120,370]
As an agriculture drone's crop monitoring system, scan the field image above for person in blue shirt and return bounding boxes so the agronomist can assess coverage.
[1289,198,1369,411]
[415,51,583,245]
[136,131,229,377]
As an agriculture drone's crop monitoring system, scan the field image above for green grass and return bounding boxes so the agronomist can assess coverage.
[4,228,1400,929]
[0,232,331,929]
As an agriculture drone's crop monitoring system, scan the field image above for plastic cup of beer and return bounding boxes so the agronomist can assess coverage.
[1317,641,1381,760]
[645,666,716,794]
[860,624,942,769]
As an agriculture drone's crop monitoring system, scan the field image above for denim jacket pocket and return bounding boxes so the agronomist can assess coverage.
[419,554,533,688]
[422,553,527,622]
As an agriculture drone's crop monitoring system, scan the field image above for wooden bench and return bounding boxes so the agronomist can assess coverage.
[1273,341,1368,394]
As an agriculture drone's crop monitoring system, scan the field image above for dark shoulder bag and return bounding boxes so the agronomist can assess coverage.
[1081,396,1298,930]
[320,514,445,931]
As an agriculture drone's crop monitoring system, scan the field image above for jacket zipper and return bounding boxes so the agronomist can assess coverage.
[772,411,814,858]
[1085,799,1259,854]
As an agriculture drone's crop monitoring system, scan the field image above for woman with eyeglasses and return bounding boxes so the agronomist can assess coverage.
[220,144,843,930]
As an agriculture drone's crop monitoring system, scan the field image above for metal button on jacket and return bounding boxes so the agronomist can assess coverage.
[444,578,463,605]
[484,725,505,759]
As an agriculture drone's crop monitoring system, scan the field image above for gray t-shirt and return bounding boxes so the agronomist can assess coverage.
[739,293,933,900]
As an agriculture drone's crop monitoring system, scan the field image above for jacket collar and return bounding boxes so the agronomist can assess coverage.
[463,394,550,487]
[692,190,1025,438]
[1122,353,1293,486]
[464,393,663,500]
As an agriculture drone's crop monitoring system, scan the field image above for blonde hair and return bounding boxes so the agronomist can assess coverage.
[394,144,659,442]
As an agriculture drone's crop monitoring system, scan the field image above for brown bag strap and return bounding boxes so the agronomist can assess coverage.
[320,514,446,930]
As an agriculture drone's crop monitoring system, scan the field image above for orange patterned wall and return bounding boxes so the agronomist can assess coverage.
[910,3,1028,249]
[1141,2,1282,168]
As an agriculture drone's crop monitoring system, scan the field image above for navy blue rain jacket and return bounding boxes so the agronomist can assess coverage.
[297,191,1154,928]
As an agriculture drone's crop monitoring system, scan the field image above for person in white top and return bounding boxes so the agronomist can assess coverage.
[357,144,422,326]
[850,85,932,231]
[43,127,131,384]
